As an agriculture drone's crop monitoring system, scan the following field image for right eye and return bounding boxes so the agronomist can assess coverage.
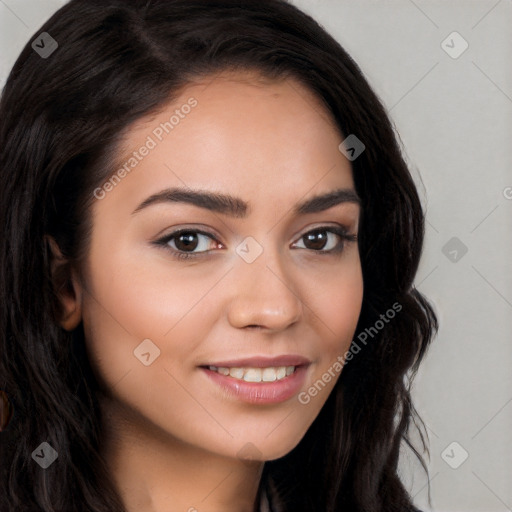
[153,229,222,260]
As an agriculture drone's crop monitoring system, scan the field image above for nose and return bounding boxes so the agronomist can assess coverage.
[226,245,303,331]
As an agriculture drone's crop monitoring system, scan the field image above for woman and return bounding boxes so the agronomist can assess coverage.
[0,1,438,511]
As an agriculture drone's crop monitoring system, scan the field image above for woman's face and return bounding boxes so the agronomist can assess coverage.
[78,71,363,461]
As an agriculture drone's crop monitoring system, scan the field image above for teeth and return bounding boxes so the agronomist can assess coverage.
[229,367,245,379]
[244,368,262,382]
[262,368,277,382]
[208,365,297,382]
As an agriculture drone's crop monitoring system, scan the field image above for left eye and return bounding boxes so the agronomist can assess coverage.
[293,228,344,252]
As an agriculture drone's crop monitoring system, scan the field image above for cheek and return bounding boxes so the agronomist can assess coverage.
[80,243,230,404]
[82,242,218,345]
[295,262,363,409]
[308,256,364,354]
[291,258,363,427]
[79,257,221,432]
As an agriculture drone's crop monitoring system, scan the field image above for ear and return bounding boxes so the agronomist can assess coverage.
[46,236,83,331]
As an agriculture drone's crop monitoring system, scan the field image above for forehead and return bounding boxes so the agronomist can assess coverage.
[118,69,343,163]
[95,70,355,218]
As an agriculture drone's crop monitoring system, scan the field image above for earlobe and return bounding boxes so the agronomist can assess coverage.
[46,235,83,331]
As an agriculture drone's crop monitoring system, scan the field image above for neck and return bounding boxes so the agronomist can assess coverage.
[99,396,264,512]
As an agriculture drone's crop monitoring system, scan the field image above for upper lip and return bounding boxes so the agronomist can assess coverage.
[202,355,311,368]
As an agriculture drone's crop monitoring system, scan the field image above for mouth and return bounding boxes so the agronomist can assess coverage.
[199,356,311,404]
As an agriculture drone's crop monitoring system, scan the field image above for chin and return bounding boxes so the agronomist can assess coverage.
[225,430,307,463]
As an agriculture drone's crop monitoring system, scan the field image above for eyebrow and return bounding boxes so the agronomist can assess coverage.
[131,187,361,218]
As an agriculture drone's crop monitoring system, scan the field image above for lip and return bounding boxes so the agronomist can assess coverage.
[202,355,311,368]
[199,357,311,405]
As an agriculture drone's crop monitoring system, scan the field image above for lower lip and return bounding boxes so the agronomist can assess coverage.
[201,365,309,404]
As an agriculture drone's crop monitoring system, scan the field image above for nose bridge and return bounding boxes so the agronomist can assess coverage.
[227,233,303,330]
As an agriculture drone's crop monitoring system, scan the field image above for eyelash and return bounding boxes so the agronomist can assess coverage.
[153,226,357,261]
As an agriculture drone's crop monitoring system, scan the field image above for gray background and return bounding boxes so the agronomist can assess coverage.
[1,1,511,511]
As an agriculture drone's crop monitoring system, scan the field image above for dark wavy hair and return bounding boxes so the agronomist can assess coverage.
[0,0,438,510]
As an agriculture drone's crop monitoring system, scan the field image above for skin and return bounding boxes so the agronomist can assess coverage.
[53,70,364,512]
